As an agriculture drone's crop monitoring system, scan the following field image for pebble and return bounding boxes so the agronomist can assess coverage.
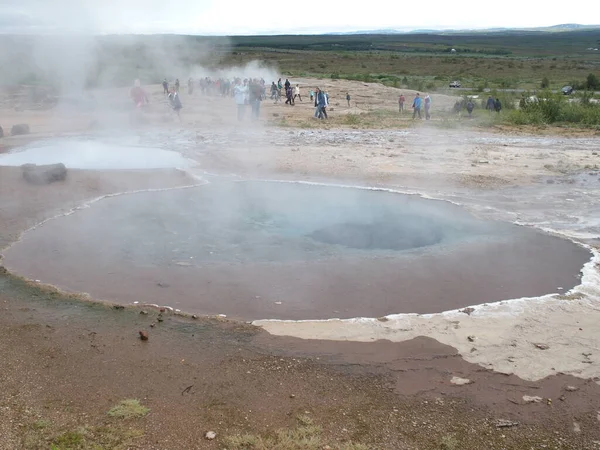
[205,431,217,440]
[534,343,550,350]
[565,386,579,392]
[450,376,473,386]
[139,331,149,341]
[140,310,149,315]
[523,395,543,404]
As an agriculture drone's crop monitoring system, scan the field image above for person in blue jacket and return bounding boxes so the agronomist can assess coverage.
[412,93,422,119]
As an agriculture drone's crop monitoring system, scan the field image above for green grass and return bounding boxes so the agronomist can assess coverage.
[223,415,369,450]
[107,399,150,419]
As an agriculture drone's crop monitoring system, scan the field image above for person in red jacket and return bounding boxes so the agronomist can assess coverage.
[130,79,149,108]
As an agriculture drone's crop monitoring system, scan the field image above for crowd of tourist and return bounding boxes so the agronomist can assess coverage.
[132,75,498,123]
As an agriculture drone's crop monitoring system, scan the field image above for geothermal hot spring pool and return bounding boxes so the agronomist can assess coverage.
[2,180,590,320]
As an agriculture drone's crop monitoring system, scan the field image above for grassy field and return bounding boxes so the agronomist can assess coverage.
[1,30,599,91]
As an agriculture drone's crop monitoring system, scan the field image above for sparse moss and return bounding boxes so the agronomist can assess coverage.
[107,399,149,419]
[223,415,369,449]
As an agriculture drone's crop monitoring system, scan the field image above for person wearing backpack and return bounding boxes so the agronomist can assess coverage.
[424,94,432,120]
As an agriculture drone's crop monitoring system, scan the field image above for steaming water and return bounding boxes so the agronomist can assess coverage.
[2,180,590,320]
[0,139,192,170]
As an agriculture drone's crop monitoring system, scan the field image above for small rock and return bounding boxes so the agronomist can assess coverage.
[157,282,170,288]
[157,315,164,322]
[205,431,217,440]
[274,301,282,305]
[534,343,550,350]
[290,394,296,398]
[565,386,579,392]
[574,422,581,433]
[460,307,475,315]
[523,395,543,404]
[467,335,476,342]
[559,395,566,401]
[140,310,149,315]
[450,376,473,386]
[22,163,67,185]
[11,124,30,136]
[150,323,155,328]
[191,314,198,320]
[139,331,149,341]
[113,305,125,310]
[495,419,519,428]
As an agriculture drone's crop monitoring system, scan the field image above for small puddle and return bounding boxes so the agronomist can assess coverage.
[0,139,193,170]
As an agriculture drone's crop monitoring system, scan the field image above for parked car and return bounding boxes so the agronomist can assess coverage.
[561,86,574,95]
[449,81,461,88]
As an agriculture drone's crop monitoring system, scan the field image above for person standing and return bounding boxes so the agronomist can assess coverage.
[494,98,502,113]
[130,79,149,108]
[174,78,180,93]
[466,99,474,118]
[346,92,351,107]
[314,87,327,119]
[162,78,169,95]
[412,93,422,119]
[187,77,194,95]
[486,95,495,112]
[167,89,182,121]
[399,94,405,113]
[285,85,294,105]
[424,94,431,120]
[249,79,263,120]
[234,79,248,121]
[294,84,302,102]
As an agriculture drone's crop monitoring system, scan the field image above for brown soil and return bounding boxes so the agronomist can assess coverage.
[2,275,600,450]
[1,81,600,449]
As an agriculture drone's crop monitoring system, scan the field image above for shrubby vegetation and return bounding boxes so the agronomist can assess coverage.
[508,90,600,126]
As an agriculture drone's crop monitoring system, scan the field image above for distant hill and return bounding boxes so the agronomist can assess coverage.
[325,23,600,36]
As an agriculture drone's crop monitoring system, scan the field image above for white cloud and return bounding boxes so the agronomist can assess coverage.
[1,0,599,34]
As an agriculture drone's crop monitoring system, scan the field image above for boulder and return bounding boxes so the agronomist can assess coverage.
[22,163,67,185]
[11,124,30,136]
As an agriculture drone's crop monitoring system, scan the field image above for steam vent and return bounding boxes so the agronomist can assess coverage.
[3,181,589,320]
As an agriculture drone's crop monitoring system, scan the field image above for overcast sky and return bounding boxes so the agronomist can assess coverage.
[1,1,599,35]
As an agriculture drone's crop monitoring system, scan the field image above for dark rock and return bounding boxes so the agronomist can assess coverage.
[139,330,149,341]
[22,163,67,185]
[112,305,125,310]
[11,124,30,136]
[495,419,519,428]
[0,125,3,138]
[460,307,475,315]
[140,310,149,315]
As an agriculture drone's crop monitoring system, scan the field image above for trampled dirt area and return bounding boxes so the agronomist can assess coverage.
[1,79,600,449]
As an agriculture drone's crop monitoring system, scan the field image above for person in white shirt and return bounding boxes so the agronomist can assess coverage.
[234,79,249,121]
[293,84,302,102]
